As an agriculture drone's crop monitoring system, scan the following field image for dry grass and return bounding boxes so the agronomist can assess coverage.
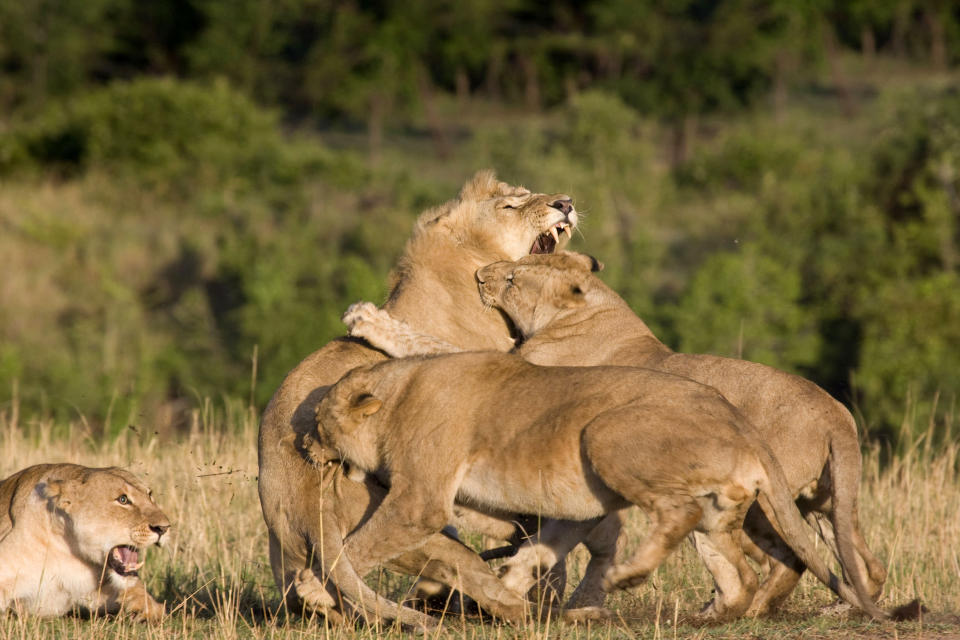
[0,395,958,639]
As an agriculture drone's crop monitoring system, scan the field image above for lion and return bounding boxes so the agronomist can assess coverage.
[343,251,890,617]
[257,170,585,625]
[468,252,889,616]
[307,351,890,622]
[0,463,168,621]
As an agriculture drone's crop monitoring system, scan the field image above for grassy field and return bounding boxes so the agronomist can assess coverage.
[1,394,958,639]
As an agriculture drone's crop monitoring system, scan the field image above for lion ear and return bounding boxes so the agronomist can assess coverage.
[349,392,383,422]
[558,251,604,272]
[34,479,70,510]
[559,281,588,309]
[461,169,500,201]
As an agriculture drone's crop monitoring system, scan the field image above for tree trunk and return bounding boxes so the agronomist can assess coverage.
[367,91,385,165]
[861,26,876,61]
[823,23,857,117]
[455,66,470,107]
[891,1,910,58]
[29,0,47,107]
[519,53,541,111]
[669,113,697,167]
[925,8,947,70]
[484,47,503,101]
[772,50,790,121]
[417,72,452,159]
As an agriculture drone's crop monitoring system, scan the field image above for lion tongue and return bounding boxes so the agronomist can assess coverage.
[113,547,140,572]
[530,233,555,254]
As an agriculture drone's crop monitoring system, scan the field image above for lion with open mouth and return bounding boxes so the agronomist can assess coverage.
[258,170,592,626]
[0,463,169,621]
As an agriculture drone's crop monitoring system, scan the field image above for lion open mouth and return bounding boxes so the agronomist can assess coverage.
[530,222,572,254]
[108,545,144,576]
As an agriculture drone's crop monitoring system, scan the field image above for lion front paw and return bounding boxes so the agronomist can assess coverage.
[562,606,613,624]
[118,586,165,623]
[342,301,384,337]
[602,564,648,592]
[294,568,337,611]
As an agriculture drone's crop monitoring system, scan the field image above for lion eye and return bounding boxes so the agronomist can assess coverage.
[117,494,129,505]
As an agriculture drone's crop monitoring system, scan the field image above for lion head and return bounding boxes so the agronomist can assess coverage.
[311,365,385,476]
[476,252,603,338]
[392,171,578,286]
[35,465,170,584]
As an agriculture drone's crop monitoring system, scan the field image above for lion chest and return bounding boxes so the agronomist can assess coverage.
[1,536,104,616]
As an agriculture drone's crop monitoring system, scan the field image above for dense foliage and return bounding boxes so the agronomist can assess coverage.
[0,2,957,446]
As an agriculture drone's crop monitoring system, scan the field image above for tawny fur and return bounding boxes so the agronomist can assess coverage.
[309,352,886,622]
[257,171,578,625]
[0,464,169,621]
[469,252,887,616]
[343,251,888,619]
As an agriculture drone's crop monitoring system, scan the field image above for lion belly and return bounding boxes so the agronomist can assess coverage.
[456,453,625,521]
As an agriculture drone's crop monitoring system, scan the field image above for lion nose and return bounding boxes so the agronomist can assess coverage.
[550,198,573,216]
[150,524,169,539]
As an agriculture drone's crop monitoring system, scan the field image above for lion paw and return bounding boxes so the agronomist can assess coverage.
[562,606,613,624]
[294,569,340,617]
[692,599,729,624]
[602,565,648,592]
[128,595,165,623]
[342,301,384,337]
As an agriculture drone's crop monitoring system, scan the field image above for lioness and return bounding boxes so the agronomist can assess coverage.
[257,171,582,624]
[307,351,887,622]
[344,251,890,617]
[470,252,888,616]
[0,463,168,621]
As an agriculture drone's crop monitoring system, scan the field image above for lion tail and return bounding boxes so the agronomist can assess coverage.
[752,439,889,620]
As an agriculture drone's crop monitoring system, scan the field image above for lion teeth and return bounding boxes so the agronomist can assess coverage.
[550,226,560,244]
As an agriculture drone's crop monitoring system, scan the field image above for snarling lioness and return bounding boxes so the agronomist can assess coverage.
[308,351,889,622]
[0,464,168,621]
[257,171,581,625]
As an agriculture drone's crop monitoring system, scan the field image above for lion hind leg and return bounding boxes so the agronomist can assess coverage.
[742,505,805,617]
[602,498,702,592]
[562,511,622,622]
[691,529,759,622]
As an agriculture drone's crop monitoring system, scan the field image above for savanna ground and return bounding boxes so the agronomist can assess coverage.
[1,392,957,640]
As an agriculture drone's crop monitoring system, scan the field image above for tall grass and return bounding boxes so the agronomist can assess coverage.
[0,392,956,639]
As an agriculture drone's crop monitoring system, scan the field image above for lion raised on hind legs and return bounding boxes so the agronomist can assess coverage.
[258,171,588,625]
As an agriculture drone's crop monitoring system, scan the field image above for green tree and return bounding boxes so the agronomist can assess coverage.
[673,245,822,374]
[0,0,118,109]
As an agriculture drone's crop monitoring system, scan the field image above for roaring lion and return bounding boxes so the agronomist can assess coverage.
[341,251,888,618]
[0,463,169,621]
[307,351,889,622]
[257,171,581,625]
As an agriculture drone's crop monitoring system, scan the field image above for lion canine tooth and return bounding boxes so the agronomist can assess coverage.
[550,226,560,244]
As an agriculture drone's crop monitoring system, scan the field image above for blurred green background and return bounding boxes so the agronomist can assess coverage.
[0,0,957,447]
